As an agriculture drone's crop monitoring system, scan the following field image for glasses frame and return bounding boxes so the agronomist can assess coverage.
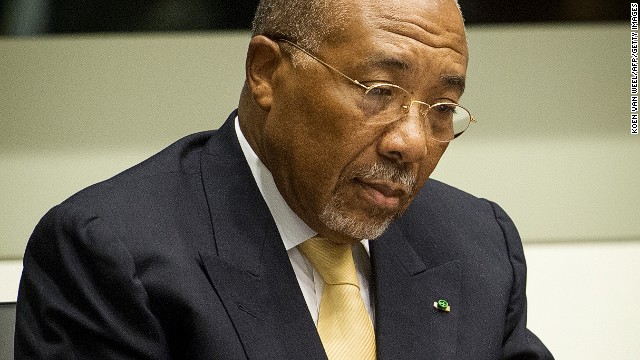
[274,38,476,142]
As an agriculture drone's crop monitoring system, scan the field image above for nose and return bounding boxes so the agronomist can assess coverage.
[377,104,429,163]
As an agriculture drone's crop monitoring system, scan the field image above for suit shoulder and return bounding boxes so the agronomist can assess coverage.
[418,179,516,228]
[415,178,491,212]
[64,131,213,206]
[398,179,514,250]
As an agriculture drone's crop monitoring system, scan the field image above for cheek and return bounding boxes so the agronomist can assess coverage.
[418,142,448,181]
[261,112,354,210]
[267,73,388,198]
[284,107,373,185]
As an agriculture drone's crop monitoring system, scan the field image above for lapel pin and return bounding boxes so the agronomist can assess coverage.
[434,299,451,312]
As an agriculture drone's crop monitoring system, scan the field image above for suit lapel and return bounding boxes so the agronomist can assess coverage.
[372,223,460,359]
[197,113,326,359]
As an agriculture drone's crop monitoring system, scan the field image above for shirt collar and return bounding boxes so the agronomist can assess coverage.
[234,116,317,251]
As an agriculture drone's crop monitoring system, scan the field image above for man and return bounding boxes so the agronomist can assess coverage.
[15,0,553,359]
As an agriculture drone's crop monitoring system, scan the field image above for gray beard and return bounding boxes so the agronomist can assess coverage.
[319,194,393,240]
[319,162,417,240]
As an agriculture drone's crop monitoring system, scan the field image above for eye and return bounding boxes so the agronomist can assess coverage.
[365,84,396,97]
[431,103,458,114]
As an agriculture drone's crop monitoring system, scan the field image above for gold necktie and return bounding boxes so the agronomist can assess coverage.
[299,237,376,360]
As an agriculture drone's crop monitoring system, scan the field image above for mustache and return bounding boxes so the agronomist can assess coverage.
[348,162,417,191]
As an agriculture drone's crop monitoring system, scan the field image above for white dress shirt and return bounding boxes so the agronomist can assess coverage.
[234,117,374,325]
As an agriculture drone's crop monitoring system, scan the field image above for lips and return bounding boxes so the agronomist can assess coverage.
[355,178,408,210]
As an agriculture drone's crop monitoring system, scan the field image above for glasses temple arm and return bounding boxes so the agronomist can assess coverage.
[275,39,369,91]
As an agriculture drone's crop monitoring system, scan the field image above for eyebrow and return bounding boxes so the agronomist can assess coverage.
[441,74,466,96]
[361,54,411,72]
[360,54,466,95]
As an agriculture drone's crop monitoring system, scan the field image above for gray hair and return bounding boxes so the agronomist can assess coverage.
[251,0,348,52]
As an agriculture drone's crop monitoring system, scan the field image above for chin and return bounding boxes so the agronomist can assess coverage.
[319,196,397,240]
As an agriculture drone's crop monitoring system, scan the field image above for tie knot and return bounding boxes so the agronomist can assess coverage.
[298,237,359,286]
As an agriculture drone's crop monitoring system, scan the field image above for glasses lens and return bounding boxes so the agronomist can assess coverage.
[361,84,409,120]
[427,103,471,142]
[360,85,472,141]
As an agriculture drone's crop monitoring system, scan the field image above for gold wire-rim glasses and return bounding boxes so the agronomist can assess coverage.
[274,38,476,142]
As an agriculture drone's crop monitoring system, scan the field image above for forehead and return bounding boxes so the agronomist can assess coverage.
[361,0,467,51]
[325,0,468,90]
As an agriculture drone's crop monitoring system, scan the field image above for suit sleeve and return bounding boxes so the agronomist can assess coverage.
[489,201,554,360]
[14,202,170,359]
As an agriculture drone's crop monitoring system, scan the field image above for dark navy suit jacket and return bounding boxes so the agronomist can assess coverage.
[15,111,553,359]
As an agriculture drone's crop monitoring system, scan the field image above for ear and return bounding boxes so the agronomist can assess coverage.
[245,36,284,112]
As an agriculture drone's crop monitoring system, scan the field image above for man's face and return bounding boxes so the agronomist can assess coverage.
[259,0,468,243]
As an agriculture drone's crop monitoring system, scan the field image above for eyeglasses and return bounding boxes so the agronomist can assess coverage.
[276,39,475,142]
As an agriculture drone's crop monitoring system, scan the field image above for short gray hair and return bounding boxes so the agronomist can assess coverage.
[251,0,348,52]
